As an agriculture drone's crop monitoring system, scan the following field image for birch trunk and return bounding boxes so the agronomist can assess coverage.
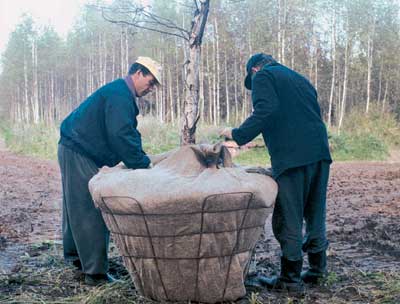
[382,80,388,113]
[24,48,30,123]
[224,50,230,123]
[206,41,213,124]
[366,19,375,114]
[215,18,220,125]
[175,39,181,124]
[212,28,217,126]
[199,47,205,122]
[168,66,174,124]
[32,38,40,124]
[338,36,352,134]
[377,64,382,105]
[328,11,336,127]
[181,0,210,145]
[234,54,238,124]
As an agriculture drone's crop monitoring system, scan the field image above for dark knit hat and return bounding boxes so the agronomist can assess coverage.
[244,53,276,90]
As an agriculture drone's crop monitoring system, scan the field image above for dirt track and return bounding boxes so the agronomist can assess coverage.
[0,143,399,302]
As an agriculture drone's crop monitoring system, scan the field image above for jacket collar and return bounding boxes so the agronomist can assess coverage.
[124,75,137,98]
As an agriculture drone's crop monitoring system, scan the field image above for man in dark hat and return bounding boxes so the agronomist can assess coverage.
[220,53,332,294]
[58,56,161,286]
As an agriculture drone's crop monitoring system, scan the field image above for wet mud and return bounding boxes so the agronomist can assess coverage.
[0,149,399,303]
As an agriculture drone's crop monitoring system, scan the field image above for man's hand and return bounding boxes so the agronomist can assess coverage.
[220,127,233,140]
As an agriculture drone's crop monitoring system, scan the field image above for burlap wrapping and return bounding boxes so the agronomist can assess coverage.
[89,144,277,303]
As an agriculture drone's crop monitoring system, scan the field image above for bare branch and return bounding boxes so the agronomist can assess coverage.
[101,9,189,41]
[92,3,190,41]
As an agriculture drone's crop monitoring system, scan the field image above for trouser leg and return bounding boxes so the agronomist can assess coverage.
[58,145,79,262]
[61,189,79,262]
[58,144,109,275]
[302,160,330,254]
[272,166,306,261]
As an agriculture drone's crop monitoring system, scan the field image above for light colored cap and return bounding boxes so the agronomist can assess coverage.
[135,56,162,85]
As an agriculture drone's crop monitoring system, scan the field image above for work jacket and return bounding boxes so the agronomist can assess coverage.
[232,63,332,178]
[59,78,150,169]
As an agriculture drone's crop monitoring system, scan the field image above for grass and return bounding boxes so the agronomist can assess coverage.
[329,132,389,161]
[1,107,399,164]
[234,147,270,166]
[0,122,59,160]
[2,241,399,304]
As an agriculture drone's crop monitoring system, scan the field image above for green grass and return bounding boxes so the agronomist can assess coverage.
[0,122,59,160]
[329,132,389,161]
[1,106,399,164]
[138,116,222,154]
[233,147,270,166]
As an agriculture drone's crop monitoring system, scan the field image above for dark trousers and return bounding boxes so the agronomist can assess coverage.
[58,144,109,274]
[272,160,330,261]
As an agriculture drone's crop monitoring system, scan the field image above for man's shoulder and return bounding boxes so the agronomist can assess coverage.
[100,78,132,98]
[102,78,126,91]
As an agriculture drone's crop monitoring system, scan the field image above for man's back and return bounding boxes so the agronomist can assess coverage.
[255,63,331,177]
[59,78,148,169]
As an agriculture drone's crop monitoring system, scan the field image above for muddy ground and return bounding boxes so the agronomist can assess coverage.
[0,143,399,303]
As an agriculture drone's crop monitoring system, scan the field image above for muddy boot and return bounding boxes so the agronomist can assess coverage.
[259,257,305,295]
[301,251,327,284]
[72,259,82,270]
[84,273,116,286]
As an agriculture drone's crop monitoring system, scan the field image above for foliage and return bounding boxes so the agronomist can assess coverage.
[329,106,400,161]
[1,0,400,128]
[2,109,399,164]
[329,132,388,161]
[0,122,59,160]
[342,104,400,147]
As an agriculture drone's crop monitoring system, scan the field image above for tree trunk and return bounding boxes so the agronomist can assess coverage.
[366,19,375,114]
[234,53,239,124]
[338,35,352,134]
[32,38,40,124]
[215,18,220,125]
[382,80,388,113]
[199,46,205,122]
[225,50,230,124]
[206,41,213,124]
[212,27,217,126]
[24,48,30,123]
[168,66,174,124]
[328,11,336,127]
[377,64,382,105]
[181,0,210,145]
[175,38,181,124]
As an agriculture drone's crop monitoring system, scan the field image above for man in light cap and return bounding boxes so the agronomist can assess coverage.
[58,56,161,285]
[220,53,331,294]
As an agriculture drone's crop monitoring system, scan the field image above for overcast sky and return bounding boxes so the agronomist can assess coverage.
[0,0,90,55]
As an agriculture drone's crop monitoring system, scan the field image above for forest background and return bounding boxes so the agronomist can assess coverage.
[0,0,400,163]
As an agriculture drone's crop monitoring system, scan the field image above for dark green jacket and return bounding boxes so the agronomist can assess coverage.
[59,78,150,169]
[232,63,331,178]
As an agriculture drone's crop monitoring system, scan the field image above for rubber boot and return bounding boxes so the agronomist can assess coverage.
[259,257,305,294]
[301,251,327,284]
[84,273,117,286]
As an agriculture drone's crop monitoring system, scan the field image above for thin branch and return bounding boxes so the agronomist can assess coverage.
[101,10,189,41]
[93,3,190,41]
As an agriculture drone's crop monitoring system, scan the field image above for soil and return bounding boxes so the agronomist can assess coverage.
[0,140,399,303]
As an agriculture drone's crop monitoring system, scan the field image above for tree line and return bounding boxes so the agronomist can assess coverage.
[0,0,399,133]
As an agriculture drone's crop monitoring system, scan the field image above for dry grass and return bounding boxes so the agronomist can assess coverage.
[1,241,399,304]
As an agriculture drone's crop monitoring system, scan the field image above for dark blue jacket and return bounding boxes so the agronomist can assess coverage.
[232,63,331,178]
[59,78,150,169]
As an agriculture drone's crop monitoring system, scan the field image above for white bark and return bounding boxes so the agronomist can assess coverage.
[328,11,336,127]
[181,0,210,144]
